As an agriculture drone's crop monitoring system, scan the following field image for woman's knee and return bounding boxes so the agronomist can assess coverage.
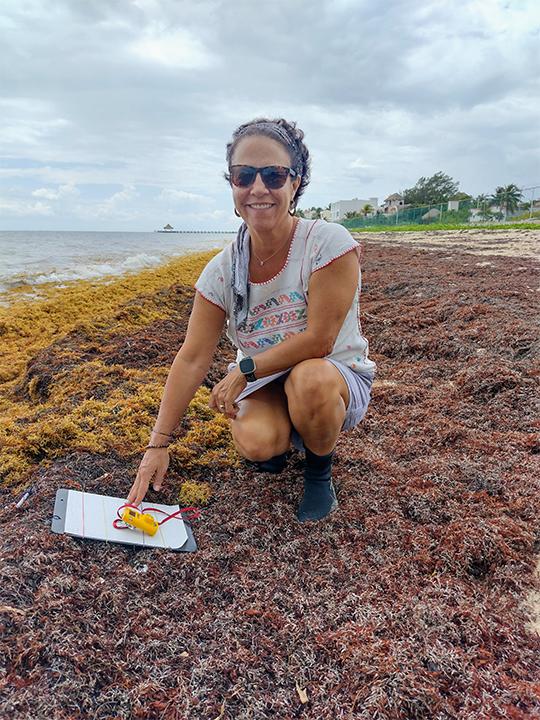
[284,359,343,407]
[231,422,290,461]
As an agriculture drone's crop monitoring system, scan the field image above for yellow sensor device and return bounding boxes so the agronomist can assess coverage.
[121,507,159,536]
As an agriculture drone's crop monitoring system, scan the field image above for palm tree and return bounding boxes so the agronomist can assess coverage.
[479,207,494,221]
[361,203,373,217]
[475,194,490,211]
[344,211,359,220]
[491,184,522,220]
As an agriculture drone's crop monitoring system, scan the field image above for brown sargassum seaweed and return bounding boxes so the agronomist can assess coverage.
[0,237,539,719]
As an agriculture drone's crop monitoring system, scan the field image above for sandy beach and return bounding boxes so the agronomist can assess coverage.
[0,230,538,718]
[352,227,540,259]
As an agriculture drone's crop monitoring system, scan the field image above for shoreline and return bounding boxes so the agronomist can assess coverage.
[0,246,222,305]
[0,229,236,303]
[3,226,538,309]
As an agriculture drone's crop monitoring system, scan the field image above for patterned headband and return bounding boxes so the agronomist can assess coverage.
[235,122,297,151]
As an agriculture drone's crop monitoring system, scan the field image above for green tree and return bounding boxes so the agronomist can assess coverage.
[361,203,373,217]
[344,211,359,219]
[295,208,306,218]
[479,207,494,221]
[475,194,490,209]
[491,184,522,219]
[403,172,459,206]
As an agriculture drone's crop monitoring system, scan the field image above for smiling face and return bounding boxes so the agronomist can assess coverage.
[230,135,301,235]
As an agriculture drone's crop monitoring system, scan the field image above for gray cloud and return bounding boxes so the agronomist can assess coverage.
[0,0,539,229]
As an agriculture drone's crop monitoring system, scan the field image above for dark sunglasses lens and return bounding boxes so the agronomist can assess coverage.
[230,166,291,188]
[261,166,290,188]
[231,167,257,187]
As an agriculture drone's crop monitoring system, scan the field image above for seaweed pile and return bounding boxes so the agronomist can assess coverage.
[0,251,235,491]
[1,234,539,719]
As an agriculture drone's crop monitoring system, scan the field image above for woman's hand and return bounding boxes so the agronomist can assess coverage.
[209,367,246,419]
[126,448,170,506]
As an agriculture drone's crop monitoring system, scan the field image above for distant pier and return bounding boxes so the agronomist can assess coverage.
[155,229,236,234]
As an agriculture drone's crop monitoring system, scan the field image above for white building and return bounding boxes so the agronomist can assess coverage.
[330,197,378,221]
[381,193,405,214]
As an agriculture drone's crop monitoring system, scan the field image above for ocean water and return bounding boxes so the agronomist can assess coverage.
[0,230,235,295]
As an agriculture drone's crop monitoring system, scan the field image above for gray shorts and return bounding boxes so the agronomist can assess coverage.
[229,359,374,451]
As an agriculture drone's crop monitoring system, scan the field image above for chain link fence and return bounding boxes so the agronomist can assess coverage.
[340,201,470,229]
[340,185,540,229]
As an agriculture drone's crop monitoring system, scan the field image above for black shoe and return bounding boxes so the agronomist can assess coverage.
[297,479,338,522]
[244,452,288,474]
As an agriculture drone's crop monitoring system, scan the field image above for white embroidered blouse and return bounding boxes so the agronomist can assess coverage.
[194,218,376,376]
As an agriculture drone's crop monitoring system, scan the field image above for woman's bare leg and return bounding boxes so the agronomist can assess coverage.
[284,359,349,521]
[284,359,349,455]
[230,382,292,461]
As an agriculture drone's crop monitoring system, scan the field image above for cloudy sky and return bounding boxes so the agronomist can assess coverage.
[1,0,539,231]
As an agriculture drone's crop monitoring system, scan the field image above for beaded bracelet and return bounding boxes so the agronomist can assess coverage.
[145,444,170,449]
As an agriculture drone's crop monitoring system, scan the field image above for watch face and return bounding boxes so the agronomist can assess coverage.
[239,357,255,374]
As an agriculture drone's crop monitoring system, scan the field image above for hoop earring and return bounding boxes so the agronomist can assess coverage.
[288,200,296,216]
[234,208,241,217]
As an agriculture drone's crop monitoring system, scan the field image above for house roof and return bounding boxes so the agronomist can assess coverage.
[385,193,403,201]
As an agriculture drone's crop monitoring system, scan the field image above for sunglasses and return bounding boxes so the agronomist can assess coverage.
[229,165,298,189]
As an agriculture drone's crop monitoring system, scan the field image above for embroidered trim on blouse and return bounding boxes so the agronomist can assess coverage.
[311,244,361,274]
[195,288,226,312]
[249,220,302,287]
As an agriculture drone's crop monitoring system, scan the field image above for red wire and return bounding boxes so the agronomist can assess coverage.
[112,503,200,531]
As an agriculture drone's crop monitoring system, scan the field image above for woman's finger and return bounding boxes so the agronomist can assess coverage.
[210,377,226,398]
[126,471,141,505]
[133,476,150,506]
[224,395,239,418]
[210,389,226,414]
[152,463,169,491]
[211,393,226,411]
[128,465,152,506]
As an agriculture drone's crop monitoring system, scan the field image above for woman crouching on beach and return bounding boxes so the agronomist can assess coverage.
[127,117,376,522]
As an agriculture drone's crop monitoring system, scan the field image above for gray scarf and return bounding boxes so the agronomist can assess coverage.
[231,222,251,331]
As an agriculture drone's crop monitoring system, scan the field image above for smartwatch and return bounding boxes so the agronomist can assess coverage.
[239,356,257,382]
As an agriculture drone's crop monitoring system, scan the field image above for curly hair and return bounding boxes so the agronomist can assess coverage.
[224,117,311,210]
